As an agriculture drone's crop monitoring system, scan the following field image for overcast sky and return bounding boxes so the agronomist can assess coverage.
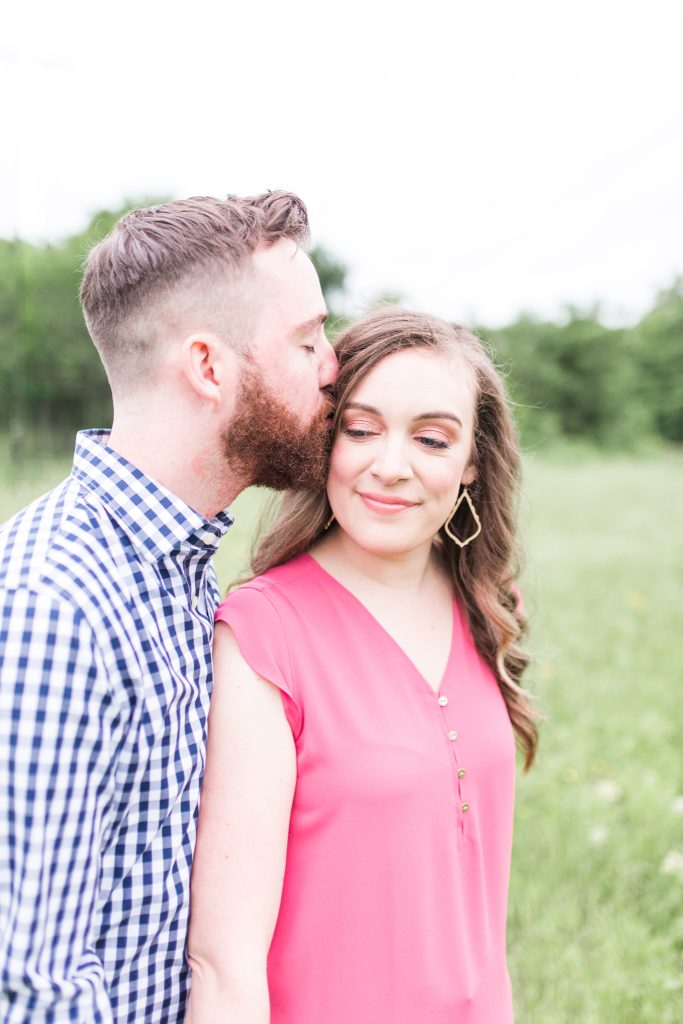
[3,0,682,326]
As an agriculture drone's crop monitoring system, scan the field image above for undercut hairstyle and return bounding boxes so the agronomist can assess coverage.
[250,307,540,769]
[80,191,310,392]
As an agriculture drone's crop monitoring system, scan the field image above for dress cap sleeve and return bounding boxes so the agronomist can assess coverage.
[215,584,302,739]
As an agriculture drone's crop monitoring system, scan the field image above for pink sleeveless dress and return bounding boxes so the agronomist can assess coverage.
[215,552,516,1024]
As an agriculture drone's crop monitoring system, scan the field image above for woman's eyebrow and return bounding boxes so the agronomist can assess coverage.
[344,403,463,429]
[414,411,463,428]
[344,402,381,414]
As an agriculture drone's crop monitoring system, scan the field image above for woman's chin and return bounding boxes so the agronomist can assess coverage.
[338,526,433,561]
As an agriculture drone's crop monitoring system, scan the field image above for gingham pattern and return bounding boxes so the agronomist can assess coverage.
[0,430,233,1023]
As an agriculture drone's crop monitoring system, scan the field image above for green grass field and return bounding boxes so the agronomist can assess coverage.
[2,447,682,1022]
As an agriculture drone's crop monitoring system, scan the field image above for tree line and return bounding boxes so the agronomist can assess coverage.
[1,202,681,458]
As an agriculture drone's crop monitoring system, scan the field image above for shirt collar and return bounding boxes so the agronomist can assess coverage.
[71,430,234,562]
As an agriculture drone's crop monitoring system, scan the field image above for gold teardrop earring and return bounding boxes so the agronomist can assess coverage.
[444,488,482,548]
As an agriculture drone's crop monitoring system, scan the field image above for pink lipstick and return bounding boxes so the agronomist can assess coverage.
[358,492,417,515]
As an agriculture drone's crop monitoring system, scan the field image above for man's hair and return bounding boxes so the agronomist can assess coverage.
[80,191,310,392]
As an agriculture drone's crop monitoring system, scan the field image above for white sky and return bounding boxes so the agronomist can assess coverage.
[3,0,682,326]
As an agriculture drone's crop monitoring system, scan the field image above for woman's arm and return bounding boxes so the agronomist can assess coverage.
[185,621,296,1024]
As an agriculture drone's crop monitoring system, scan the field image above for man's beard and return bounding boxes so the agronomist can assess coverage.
[221,368,333,491]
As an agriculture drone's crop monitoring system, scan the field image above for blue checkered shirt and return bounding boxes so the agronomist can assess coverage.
[0,430,233,1023]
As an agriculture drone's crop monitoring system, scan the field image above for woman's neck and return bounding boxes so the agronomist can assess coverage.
[311,527,441,594]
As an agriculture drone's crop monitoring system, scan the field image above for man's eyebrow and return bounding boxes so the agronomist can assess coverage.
[290,312,328,339]
[344,402,463,428]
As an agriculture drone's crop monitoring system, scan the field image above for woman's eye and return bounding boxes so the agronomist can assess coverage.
[302,345,316,354]
[416,435,450,449]
[343,427,376,439]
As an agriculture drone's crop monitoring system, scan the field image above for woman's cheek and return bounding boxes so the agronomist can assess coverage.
[328,439,365,487]
[430,459,467,512]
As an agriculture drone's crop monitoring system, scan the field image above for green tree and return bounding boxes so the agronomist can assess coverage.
[308,244,349,337]
[483,308,656,447]
[630,279,683,442]
[308,244,347,304]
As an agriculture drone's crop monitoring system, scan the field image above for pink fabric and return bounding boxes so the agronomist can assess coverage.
[215,553,516,1024]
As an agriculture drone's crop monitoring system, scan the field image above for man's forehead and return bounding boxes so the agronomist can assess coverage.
[251,237,303,278]
[251,240,326,324]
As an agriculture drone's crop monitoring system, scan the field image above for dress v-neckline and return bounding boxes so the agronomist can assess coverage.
[302,553,458,696]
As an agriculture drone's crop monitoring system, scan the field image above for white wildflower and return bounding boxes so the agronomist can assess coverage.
[595,779,622,803]
[661,851,683,881]
[588,825,609,847]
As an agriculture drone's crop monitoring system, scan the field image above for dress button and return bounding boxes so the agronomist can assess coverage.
[462,802,470,812]
[457,768,466,778]
[448,730,458,741]
[438,696,449,707]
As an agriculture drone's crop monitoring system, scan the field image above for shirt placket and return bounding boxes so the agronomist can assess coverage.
[177,550,213,619]
[435,692,469,842]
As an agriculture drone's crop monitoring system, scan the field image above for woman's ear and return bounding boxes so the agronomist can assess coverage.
[461,462,477,487]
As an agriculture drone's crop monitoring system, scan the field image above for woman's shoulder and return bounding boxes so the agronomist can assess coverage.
[218,552,317,612]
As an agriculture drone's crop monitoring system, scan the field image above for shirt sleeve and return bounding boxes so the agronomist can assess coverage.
[0,586,115,1023]
[215,585,303,740]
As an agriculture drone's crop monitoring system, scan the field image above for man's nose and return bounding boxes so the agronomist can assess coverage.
[319,341,338,388]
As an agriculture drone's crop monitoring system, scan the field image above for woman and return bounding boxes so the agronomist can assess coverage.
[186,308,538,1024]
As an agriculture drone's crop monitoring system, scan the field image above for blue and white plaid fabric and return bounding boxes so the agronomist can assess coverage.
[0,430,233,1023]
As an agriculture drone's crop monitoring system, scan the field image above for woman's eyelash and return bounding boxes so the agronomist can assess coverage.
[343,427,375,438]
[343,427,450,449]
[417,436,450,449]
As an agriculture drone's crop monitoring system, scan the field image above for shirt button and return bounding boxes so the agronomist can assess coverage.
[462,802,470,812]
[191,593,199,610]
[448,730,458,741]
[438,696,449,707]
[457,768,466,778]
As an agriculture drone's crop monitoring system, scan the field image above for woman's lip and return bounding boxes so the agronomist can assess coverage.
[358,492,418,513]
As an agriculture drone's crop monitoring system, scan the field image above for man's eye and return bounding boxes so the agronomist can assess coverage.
[302,345,316,354]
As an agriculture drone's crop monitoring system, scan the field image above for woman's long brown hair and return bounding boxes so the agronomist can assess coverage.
[250,308,539,769]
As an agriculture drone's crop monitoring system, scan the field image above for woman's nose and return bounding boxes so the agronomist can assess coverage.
[371,439,413,483]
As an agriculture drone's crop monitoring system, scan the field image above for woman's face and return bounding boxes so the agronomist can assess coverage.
[327,347,477,559]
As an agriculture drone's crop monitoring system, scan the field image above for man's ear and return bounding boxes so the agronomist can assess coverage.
[180,333,236,405]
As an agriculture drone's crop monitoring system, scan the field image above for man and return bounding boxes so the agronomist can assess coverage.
[0,191,337,1023]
